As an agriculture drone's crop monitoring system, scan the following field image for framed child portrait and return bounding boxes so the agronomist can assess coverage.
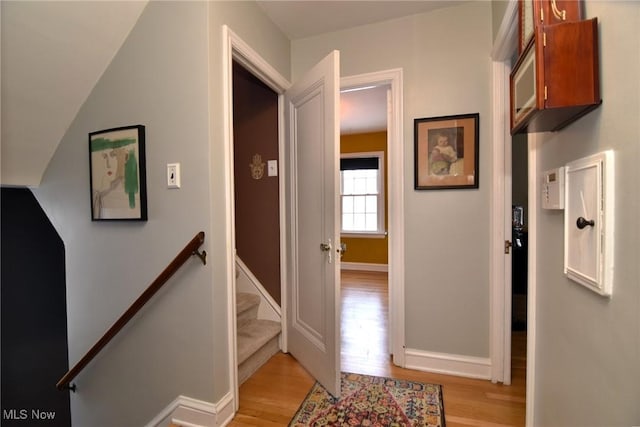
[414,113,479,190]
[89,125,148,221]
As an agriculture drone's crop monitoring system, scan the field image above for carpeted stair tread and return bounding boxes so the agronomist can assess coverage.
[237,319,281,365]
[237,292,260,328]
[237,292,260,315]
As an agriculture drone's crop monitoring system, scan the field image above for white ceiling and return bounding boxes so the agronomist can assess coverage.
[1,0,464,187]
[256,0,467,40]
[340,85,389,135]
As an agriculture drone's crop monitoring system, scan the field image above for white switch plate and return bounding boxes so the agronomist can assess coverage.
[267,160,278,177]
[167,163,181,189]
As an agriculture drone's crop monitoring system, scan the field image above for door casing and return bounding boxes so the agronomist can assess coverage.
[490,3,537,425]
[222,25,290,412]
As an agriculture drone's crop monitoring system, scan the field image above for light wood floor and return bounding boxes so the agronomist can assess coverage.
[229,270,526,426]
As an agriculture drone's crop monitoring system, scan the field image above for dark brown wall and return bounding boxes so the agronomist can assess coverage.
[232,61,281,305]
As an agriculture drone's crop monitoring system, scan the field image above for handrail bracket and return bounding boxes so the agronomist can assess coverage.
[193,249,207,265]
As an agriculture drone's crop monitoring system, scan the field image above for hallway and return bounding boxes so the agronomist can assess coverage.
[340,270,389,375]
[230,270,525,426]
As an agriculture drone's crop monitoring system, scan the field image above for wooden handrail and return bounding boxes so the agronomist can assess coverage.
[56,231,206,391]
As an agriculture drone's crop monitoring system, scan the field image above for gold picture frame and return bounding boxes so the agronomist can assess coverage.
[414,113,479,190]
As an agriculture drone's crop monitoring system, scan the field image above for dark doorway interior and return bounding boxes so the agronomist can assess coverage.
[1,188,71,426]
[511,135,528,332]
[232,60,281,304]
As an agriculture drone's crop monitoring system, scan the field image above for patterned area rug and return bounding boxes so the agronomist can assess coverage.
[289,372,445,426]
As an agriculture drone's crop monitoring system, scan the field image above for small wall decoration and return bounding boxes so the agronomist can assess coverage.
[89,125,147,221]
[414,113,479,190]
[250,153,265,180]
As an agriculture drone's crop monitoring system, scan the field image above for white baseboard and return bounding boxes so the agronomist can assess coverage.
[212,392,234,427]
[404,348,492,380]
[147,393,234,427]
[340,262,388,272]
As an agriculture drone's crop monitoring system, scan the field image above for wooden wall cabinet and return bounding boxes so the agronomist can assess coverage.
[510,18,601,134]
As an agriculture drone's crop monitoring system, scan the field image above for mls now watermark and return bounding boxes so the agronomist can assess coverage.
[3,409,56,421]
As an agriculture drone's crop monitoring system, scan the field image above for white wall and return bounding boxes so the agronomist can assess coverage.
[292,2,493,358]
[33,2,290,426]
[491,0,510,42]
[532,2,640,425]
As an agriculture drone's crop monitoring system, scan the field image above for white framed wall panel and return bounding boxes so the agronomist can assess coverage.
[564,150,615,297]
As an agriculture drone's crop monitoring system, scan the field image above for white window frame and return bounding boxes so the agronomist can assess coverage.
[340,151,386,238]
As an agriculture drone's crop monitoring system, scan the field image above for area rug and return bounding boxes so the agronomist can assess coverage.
[289,372,445,426]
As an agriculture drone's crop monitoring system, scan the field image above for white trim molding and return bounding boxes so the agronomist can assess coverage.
[489,2,538,424]
[221,23,239,415]
[489,0,518,386]
[340,150,386,235]
[404,349,492,380]
[526,133,539,427]
[146,394,234,427]
[340,262,388,272]
[235,256,282,321]
[489,58,513,385]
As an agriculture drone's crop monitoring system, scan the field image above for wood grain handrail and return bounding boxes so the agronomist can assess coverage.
[56,231,206,391]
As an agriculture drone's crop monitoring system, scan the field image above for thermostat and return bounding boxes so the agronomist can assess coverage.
[542,167,564,209]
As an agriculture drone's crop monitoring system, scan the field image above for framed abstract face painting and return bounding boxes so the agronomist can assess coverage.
[89,125,148,221]
[414,113,479,190]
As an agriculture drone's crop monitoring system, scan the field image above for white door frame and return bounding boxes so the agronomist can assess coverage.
[489,0,517,386]
[490,3,537,425]
[222,25,291,412]
[341,69,405,367]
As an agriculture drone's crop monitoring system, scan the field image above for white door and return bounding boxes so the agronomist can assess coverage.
[285,51,341,397]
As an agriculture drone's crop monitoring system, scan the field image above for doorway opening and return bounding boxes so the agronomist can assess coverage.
[231,60,284,389]
[225,42,345,403]
[341,71,406,371]
[511,132,528,386]
[502,41,529,398]
[339,83,391,375]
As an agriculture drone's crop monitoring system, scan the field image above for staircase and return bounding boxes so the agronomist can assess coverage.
[236,292,281,385]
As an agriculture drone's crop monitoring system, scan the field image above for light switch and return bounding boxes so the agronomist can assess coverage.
[167,163,181,189]
[267,160,278,177]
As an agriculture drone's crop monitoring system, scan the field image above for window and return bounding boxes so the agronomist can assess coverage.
[340,152,385,236]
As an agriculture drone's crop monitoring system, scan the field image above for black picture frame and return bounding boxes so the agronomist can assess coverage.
[89,125,147,221]
[414,113,479,190]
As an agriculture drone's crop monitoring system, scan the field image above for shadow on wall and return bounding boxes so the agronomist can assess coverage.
[1,188,71,427]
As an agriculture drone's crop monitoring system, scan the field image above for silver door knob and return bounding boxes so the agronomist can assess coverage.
[320,243,331,252]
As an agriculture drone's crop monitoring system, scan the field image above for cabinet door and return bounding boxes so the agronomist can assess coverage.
[543,18,599,109]
[532,0,582,26]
